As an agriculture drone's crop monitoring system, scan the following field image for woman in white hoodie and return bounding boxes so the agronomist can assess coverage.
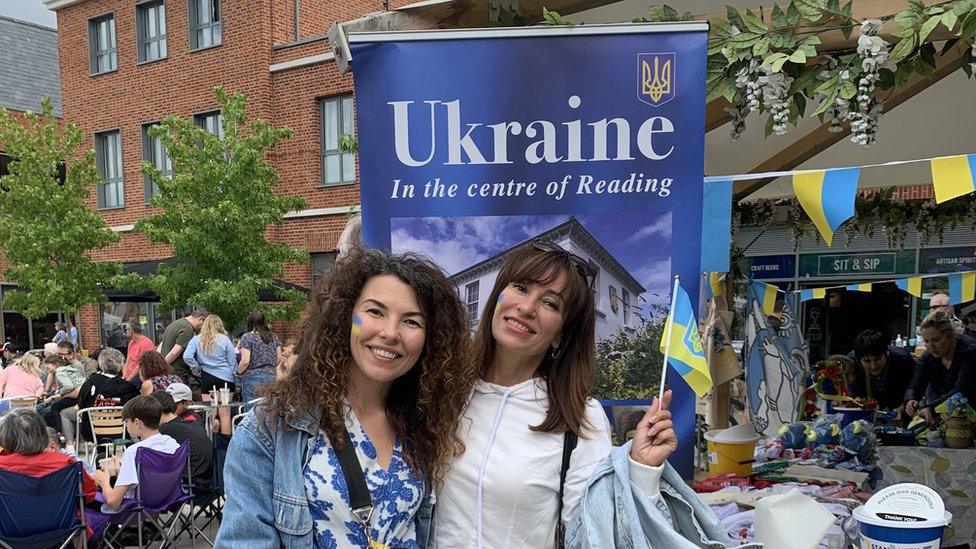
[435,240,678,548]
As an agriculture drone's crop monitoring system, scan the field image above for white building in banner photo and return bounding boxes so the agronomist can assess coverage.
[450,217,645,341]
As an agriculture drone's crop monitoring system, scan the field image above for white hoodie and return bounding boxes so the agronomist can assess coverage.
[435,378,663,548]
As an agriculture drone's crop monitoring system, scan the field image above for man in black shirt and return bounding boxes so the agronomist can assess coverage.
[848,330,916,413]
[151,387,212,493]
[74,348,140,444]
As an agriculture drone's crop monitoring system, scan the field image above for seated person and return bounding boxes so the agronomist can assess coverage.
[848,330,915,412]
[165,382,201,423]
[0,409,97,504]
[92,396,179,510]
[74,348,140,445]
[0,354,44,398]
[150,390,213,493]
[905,310,976,425]
[38,355,86,432]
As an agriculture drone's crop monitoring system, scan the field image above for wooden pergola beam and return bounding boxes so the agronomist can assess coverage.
[703,0,955,132]
[731,41,968,199]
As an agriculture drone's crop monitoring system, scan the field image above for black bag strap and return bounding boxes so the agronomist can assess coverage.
[336,428,374,533]
[556,429,579,548]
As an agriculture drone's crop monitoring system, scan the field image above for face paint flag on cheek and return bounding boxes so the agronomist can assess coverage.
[351,315,363,337]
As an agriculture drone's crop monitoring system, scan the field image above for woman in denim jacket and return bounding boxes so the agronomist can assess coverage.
[215,250,477,548]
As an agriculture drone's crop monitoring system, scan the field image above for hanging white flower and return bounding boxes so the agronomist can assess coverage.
[850,19,889,148]
[761,68,793,136]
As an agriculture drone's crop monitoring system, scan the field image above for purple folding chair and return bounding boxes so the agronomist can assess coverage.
[93,441,192,548]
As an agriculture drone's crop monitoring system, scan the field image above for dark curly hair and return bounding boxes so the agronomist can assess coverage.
[138,350,172,379]
[263,248,477,487]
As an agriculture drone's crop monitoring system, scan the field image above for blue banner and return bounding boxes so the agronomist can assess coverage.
[350,24,708,477]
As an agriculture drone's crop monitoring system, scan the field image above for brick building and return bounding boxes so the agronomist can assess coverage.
[27,0,418,351]
[0,15,65,351]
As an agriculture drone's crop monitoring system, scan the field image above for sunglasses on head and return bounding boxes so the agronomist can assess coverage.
[531,239,597,289]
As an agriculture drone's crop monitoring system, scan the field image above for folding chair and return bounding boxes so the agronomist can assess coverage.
[76,406,127,465]
[10,396,38,409]
[97,441,192,548]
[172,433,232,546]
[0,461,88,549]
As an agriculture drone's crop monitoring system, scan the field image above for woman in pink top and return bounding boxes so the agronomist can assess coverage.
[0,354,45,398]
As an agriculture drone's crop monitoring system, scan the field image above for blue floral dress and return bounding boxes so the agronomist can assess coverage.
[303,408,425,548]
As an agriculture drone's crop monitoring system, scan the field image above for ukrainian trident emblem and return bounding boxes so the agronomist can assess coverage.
[638,53,675,107]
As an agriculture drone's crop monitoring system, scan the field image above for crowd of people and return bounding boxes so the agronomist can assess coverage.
[844,292,976,426]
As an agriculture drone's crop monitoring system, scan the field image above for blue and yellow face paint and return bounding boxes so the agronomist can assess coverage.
[351,315,363,337]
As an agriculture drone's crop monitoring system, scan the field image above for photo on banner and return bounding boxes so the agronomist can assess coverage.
[348,24,708,475]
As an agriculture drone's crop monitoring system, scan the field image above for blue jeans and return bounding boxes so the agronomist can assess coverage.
[239,369,276,408]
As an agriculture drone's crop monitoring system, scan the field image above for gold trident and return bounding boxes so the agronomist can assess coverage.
[642,56,672,103]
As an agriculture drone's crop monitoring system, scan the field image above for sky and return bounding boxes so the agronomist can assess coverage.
[0,0,57,28]
[391,212,673,318]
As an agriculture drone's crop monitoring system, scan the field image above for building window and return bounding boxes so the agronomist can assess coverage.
[88,13,117,74]
[319,96,355,185]
[142,123,172,202]
[189,0,221,50]
[622,288,631,323]
[194,111,224,139]
[95,130,123,209]
[465,281,480,326]
[137,1,167,63]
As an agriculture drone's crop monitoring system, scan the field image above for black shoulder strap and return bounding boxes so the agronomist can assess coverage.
[556,430,579,548]
[336,429,374,527]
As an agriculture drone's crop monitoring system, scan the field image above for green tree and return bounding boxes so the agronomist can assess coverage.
[0,98,121,318]
[594,310,667,399]
[126,86,309,329]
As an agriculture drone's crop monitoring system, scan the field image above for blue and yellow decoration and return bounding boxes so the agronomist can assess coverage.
[792,167,860,247]
[930,154,976,204]
[895,277,923,297]
[845,283,872,292]
[949,272,976,305]
[660,282,712,397]
[751,280,779,316]
[351,314,363,337]
[799,288,827,302]
[705,272,725,301]
[638,53,675,107]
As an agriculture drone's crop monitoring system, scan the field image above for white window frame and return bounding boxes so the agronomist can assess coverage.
[319,95,356,186]
[465,281,480,326]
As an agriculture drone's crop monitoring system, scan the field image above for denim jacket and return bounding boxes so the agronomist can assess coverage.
[565,442,762,549]
[214,409,434,548]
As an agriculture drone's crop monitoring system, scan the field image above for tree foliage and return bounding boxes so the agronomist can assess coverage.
[0,98,120,318]
[123,87,309,329]
[594,311,667,399]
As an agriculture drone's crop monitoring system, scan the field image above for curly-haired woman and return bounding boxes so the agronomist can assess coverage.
[138,351,183,396]
[216,249,477,548]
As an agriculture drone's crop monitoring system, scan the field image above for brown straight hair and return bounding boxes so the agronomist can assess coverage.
[471,243,597,437]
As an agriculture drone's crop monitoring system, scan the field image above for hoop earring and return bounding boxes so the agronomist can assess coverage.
[550,346,561,360]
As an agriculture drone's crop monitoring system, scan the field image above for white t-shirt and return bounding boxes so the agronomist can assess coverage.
[115,432,180,488]
[435,378,665,549]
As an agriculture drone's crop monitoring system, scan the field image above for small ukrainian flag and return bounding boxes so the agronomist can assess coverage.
[705,272,725,301]
[750,281,778,316]
[792,167,860,246]
[660,282,712,397]
[949,272,976,305]
[931,154,976,204]
[846,283,872,292]
[896,277,923,297]
[799,288,826,302]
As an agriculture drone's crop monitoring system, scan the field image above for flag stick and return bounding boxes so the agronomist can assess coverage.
[659,275,681,412]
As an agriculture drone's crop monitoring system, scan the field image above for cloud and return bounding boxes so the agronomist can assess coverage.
[625,215,672,244]
[391,228,482,275]
[633,258,672,306]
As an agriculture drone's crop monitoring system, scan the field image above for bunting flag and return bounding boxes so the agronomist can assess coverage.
[930,154,976,204]
[705,272,726,301]
[948,272,976,305]
[846,283,872,292]
[799,288,827,302]
[895,276,923,297]
[792,167,860,246]
[751,281,779,316]
[701,180,733,272]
